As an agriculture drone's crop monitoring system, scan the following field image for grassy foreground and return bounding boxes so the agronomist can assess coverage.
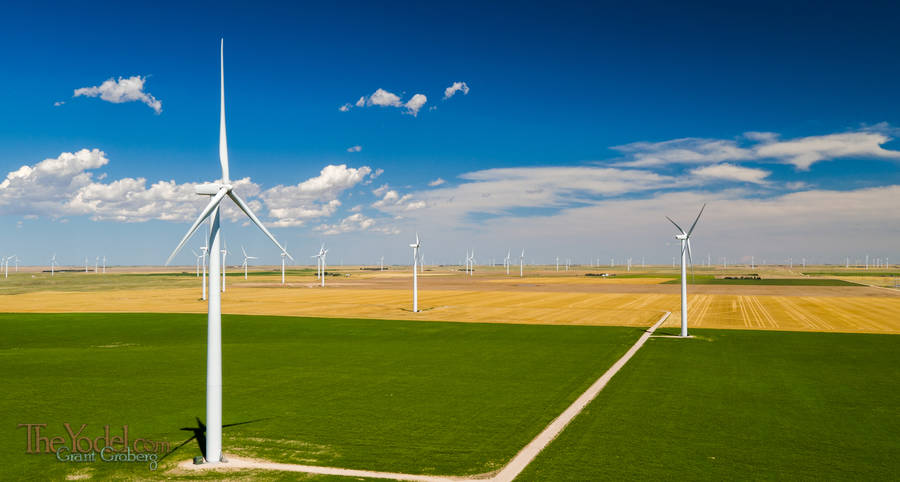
[519,329,900,480]
[0,313,640,480]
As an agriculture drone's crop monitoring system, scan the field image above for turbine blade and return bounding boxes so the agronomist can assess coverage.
[165,188,228,265]
[687,203,706,237]
[665,216,685,234]
[241,245,247,258]
[227,190,293,261]
[219,38,230,183]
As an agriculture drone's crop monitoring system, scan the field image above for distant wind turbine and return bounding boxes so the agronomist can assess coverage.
[519,249,525,277]
[410,233,420,312]
[280,244,288,285]
[241,246,257,280]
[50,254,58,276]
[665,203,706,338]
[164,39,292,465]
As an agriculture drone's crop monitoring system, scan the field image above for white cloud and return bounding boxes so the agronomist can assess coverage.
[443,81,470,99]
[613,127,900,170]
[613,138,755,167]
[367,88,403,107]
[346,145,362,152]
[428,178,446,187]
[346,89,428,116]
[316,213,376,235]
[260,164,372,227]
[755,131,900,170]
[54,101,65,107]
[73,75,162,114]
[373,184,390,197]
[404,94,427,116]
[339,103,352,112]
[690,163,770,184]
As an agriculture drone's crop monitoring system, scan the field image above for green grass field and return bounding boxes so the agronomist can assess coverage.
[0,313,639,480]
[519,329,900,480]
[662,275,861,286]
[803,271,898,277]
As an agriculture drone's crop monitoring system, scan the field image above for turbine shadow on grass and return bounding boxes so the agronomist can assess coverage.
[160,416,269,462]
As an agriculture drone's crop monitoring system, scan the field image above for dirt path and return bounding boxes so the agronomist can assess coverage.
[176,312,672,481]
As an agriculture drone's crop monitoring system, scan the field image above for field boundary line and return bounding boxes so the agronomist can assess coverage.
[489,310,670,481]
[176,311,672,481]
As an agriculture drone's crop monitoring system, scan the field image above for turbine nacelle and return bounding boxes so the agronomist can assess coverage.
[195,183,232,196]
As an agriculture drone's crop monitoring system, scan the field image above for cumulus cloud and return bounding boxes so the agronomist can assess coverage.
[428,178,446,187]
[346,145,362,152]
[54,101,65,107]
[0,150,372,230]
[404,94,427,116]
[73,75,162,114]
[367,88,403,107]
[443,81,469,99]
[690,163,770,184]
[316,213,376,235]
[261,164,372,227]
[344,89,428,116]
[613,126,900,170]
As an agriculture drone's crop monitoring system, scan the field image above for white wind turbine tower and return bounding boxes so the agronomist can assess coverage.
[2,257,7,279]
[50,254,58,276]
[280,244,288,285]
[312,244,325,280]
[102,256,106,274]
[410,233,421,312]
[241,246,257,280]
[84,257,89,273]
[380,255,384,271]
[519,249,525,277]
[13,255,19,273]
[193,249,203,277]
[320,247,328,287]
[165,39,292,465]
[200,247,208,300]
[95,256,99,273]
[665,203,706,338]
[220,240,229,292]
[505,250,511,275]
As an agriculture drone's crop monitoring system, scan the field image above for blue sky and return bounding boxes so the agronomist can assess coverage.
[1,1,898,266]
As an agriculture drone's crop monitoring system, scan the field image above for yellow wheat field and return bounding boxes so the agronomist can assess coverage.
[4,281,899,334]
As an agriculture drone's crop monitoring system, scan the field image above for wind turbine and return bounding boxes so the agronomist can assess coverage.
[95,256,99,274]
[241,246,257,280]
[50,254,57,276]
[556,256,559,272]
[102,256,106,274]
[221,240,228,292]
[410,233,420,312]
[164,39,292,465]
[84,256,89,273]
[2,257,7,279]
[665,203,706,338]
[200,247,208,300]
[280,244,288,285]
[193,249,203,277]
[13,255,19,273]
[320,247,328,287]
[519,249,525,277]
[380,255,384,271]
[505,250,511,275]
